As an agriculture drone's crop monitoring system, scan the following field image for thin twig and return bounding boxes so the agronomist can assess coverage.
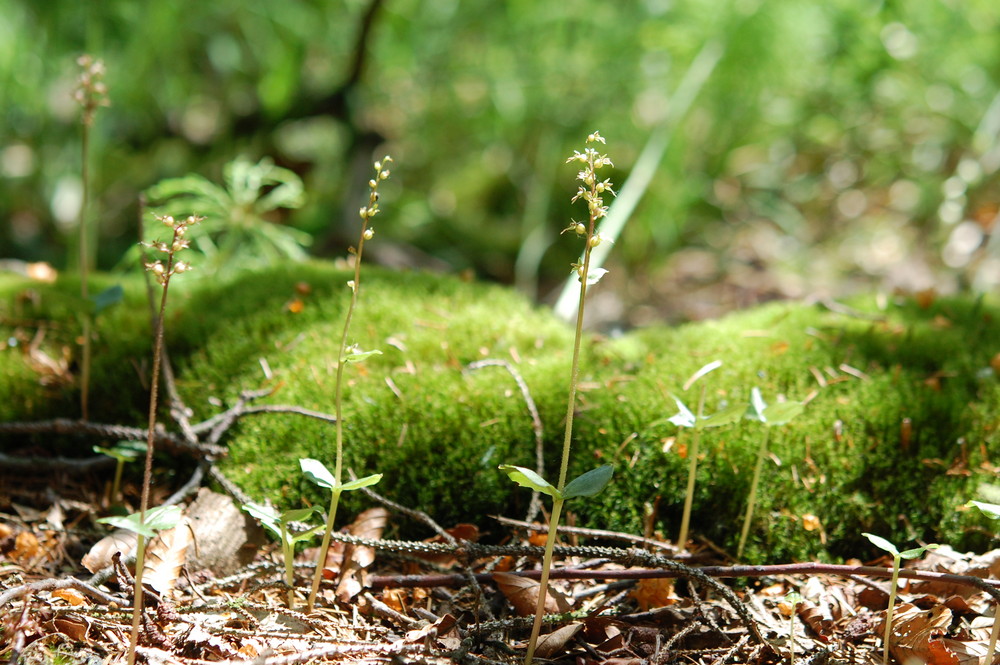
[493,515,686,556]
[0,420,224,457]
[465,359,545,523]
[0,577,126,608]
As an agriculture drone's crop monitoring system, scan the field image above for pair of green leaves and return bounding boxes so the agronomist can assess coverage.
[498,464,614,502]
[299,458,382,493]
[242,503,324,548]
[661,386,805,431]
[98,504,183,539]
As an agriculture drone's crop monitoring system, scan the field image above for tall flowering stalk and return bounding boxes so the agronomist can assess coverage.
[125,214,200,665]
[303,157,391,612]
[73,55,109,420]
[500,133,616,665]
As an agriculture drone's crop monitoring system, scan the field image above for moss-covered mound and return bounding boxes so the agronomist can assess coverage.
[2,261,997,562]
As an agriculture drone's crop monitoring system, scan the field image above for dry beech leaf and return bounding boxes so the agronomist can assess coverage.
[402,613,458,644]
[535,622,583,659]
[82,530,137,573]
[630,577,677,611]
[51,588,88,607]
[144,516,193,595]
[49,616,90,643]
[492,571,570,616]
[336,507,389,602]
[883,603,982,665]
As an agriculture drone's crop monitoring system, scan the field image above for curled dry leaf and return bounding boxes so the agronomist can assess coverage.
[82,529,138,573]
[883,603,984,665]
[492,571,571,616]
[143,516,193,595]
[336,507,389,603]
[534,622,583,659]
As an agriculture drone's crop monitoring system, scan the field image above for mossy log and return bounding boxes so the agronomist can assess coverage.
[2,261,997,562]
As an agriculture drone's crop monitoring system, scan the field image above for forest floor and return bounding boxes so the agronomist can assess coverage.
[2,454,999,665]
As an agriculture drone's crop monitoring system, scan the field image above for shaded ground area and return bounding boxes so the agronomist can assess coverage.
[2,451,999,664]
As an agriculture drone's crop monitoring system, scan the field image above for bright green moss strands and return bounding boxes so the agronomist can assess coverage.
[1,263,997,561]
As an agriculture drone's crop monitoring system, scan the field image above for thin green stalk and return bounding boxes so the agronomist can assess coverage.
[126,251,171,665]
[738,428,771,559]
[522,133,614,665]
[882,556,902,665]
[523,497,564,665]
[677,385,707,550]
[280,522,296,608]
[126,214,198,665]
[306,157,390,613]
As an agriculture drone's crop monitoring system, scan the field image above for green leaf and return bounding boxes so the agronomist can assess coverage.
[281,506,319,523]
[697,402,745,429]
[498,465,560,498]
[562,465,614,500]
[667,397,696,428]
[899,544,938,560]
[343,349,382,364]
[90,284,124,315]
[93,441,146,461]
[764,401,805,426]
[746,387,767,422]
[300,458,336,489]
[242,502,281,532]
[338,474,383,492]
[965,499,1000,520]
[288,524,324,545]
[862,532,899,557]
[98,505,183,539]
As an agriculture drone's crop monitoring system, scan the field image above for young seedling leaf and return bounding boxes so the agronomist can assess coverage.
[682,360,723,391]
[862,532,899,557]
[90,284,124,315]
[281,506,320,523]
[899,544,938,560]
[668,396,697,428]
[343,349,382,363]
[499,465,560,498]
[764,401,805,426]
[242,502,281,534]
[562,465,614,499]
[93,441,146,461]
[338,473,383,492]
[300,458,336,489]
[965,500,1000,520]
[747,387,767,422]
[697,402,745,429]
[98,505,183,539]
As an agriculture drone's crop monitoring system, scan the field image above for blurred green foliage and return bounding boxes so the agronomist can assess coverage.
[3,0,1000,307]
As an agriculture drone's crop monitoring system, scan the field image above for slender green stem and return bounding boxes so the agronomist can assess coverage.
[984,607,998,665]
[307,161,382,612]
[882,557,901,665]
[111,460,124,505]
[557,244,592,492]
[126,253,171,665]
[307,489,342,611]
[524,497,564,665]
[677,385,707,550]
[79,108,92,421]
[281,522,296,608]
[738,428,771,559]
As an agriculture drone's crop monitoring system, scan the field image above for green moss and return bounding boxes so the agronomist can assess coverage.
[2,263,997,562]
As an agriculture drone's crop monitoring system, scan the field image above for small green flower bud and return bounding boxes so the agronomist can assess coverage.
[589,234,602,248]
[574,223,586,235]
[363,228,375,240]
[380,170,390,180]
[374,161,382,172]
[359,206,368,219]
[369,179,378,189]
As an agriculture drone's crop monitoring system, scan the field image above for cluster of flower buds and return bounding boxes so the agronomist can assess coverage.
[562,132,615,255]
[358,156,393,230]
[74,55,110,125]
[143,215,202,286]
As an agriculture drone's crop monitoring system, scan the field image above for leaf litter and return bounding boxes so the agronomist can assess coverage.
[2,477,999,665]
